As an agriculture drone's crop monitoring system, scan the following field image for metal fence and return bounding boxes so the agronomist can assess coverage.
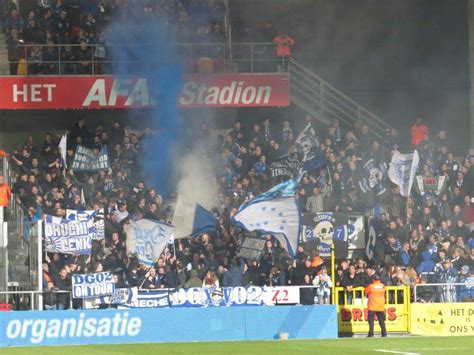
[414,282,474,303]
[0,289,72,310]
[5,42,288,76]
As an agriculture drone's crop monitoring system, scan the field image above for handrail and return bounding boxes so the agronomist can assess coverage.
[334,286,410,305]
[2,42,284,75]
[289,57,392,140]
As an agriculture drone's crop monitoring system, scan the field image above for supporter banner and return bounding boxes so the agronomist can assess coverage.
[43,215,94,255]
[71,145,110,171]
[0,74,289,109]
[414,175,448,196]
[410,303,474,336]
[238,235,266,260]
[270,153,301,178]
[113,286,299,308]
[72,272,115,299]
[96,287,138,305]
[300,212,349,258]
[66,208,105,240]
[125,219,174,267]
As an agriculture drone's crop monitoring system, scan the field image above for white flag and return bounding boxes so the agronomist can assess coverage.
[388,150,419,197]
[58,134,67,168]
[125,219,174,266]
[232,196,300,257]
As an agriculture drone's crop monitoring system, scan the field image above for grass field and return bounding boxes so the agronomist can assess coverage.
[2,336,473,354]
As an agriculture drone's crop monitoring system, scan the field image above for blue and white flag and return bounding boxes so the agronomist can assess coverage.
[66,208,105,240]
[71,145,110,171]
[124,219,174,266]
[388,150,419,197]
[44,215,94,255]
[96,287,138,305]
[172,197,217,239]
[358,159,387,195]
[232,178,301,257]
[72,272,115,299]
[366,219,377,260]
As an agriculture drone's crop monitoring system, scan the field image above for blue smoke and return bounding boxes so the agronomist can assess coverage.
[105,18,183,196]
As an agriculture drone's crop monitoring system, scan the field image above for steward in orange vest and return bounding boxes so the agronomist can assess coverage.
[364,275,387,337]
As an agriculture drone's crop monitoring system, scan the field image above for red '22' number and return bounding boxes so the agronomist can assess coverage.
[272,289,289,302]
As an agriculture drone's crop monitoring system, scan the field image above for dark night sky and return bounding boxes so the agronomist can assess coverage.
[232,0,470,151]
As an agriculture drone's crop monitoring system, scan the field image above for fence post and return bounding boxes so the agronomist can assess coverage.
[37,220,43,310]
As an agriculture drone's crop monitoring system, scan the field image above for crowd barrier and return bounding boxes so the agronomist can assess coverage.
[334,286,410,334]
[0,305,338,347]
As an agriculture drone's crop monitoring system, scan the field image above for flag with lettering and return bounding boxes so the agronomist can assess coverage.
[388,150,419,197]
[66,208,105,240]
[71,145,110,171]
[124,219,174,266]
[43,215,94,255]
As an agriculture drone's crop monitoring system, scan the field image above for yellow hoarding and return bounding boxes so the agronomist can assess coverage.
[410,303,474,336]
[337,304,408,333]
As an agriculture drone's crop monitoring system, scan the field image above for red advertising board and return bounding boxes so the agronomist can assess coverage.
[0,74,289,109]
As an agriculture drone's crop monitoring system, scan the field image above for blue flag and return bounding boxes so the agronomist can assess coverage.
[191,204,217,237]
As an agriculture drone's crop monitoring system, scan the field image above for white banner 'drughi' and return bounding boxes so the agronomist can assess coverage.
[43,215,94,255]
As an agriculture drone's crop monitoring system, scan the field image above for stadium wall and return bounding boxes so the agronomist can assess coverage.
[0,305,337,347]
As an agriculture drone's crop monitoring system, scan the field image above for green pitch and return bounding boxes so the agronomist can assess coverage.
[2,336,473,354]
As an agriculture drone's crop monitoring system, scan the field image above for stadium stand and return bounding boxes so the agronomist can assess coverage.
[3,112,473,309]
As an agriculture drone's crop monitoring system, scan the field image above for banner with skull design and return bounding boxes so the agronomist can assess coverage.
[300,212,349,258]
[358,159,388,196]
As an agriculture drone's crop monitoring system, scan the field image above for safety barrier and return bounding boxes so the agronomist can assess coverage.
[334,286,410,333]
[0,305,338,347]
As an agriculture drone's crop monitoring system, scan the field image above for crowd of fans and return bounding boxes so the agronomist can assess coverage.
[3,0,227,75]
[3,111,473,309]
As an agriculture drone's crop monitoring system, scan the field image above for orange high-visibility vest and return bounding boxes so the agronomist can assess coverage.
[0,183,12,207]
[365,280,386,312]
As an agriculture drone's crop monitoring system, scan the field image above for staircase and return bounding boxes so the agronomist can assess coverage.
[0,32,10,75]
[289,58,392,142]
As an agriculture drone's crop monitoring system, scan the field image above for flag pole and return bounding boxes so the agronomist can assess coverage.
[331,242,335,305]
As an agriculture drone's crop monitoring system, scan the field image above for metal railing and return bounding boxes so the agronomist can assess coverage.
[334,286,409,306]
[0,290,72,311]
[414,282,474,303]
[4,42,287,76]
[289,57,392,141]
